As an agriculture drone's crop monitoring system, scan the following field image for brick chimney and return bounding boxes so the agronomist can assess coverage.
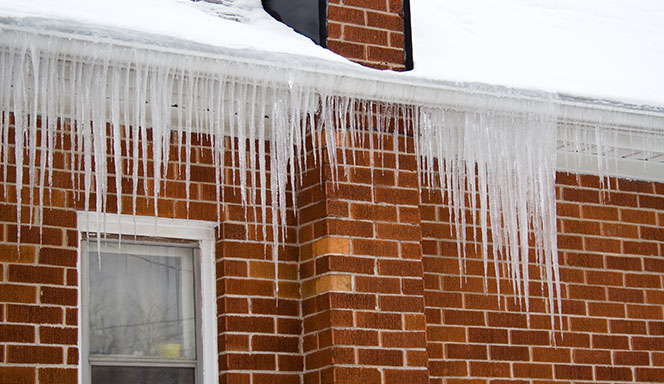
[262,0,412,71]
[327,0,412,71]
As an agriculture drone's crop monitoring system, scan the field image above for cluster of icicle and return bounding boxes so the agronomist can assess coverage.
[0,30,565,316]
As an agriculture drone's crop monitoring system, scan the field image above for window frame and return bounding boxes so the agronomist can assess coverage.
[77,212,218,384]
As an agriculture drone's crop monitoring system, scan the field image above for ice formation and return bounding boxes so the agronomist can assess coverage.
[2,27,661,318]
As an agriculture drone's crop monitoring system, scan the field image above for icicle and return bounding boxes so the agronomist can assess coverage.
[13,28,659,324]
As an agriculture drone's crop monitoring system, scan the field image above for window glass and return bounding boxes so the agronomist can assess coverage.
[91,366,194,384]
[87,241,196,362]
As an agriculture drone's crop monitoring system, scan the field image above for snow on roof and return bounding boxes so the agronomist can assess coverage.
[408,0,664,108]
[0,0,343,62]
[0,0,663,108]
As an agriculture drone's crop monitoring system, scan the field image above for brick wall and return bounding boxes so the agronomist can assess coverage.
[421,173,664,383]
[327,0,408,70]
[0,118,304,384]
[298,127,429,383]
[1,100,664,384]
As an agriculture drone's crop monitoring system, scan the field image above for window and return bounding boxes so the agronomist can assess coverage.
[78,213,218,384]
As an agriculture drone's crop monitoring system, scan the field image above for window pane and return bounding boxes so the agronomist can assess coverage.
[91,366,194,384]
[88,242,196,359]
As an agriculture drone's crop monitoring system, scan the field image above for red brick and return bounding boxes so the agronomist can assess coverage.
[609,287,645,303]
[0,283,37,303]
[487,312,527,328]
[329,292,376,310]
[358,348,403,366]
[341,0,388,12]
[628,304,663,319]
[0,324,35,343]
[327,39,367,60]
[38,368,77,384]
[636,367,664,382]
[563,219,599,235]
[7,304,62,324]
[355,275,400,293]
[379,295,424,312]
[223,278,273,297]
[510,330,550,346]
[632,336,664,350]
[39,326,77,345]
[621,208,656,224]
[568,284,606,300]
[584,237,620,252]
[554,364,592,380]
[639,195,664,209]
[381,331,426,348]
[469,361,510,377]
[447,344,487,360]
[252,335,299,353]
[8,264,64,285]
[224,315,274,333]
[375,187,419,205]
[351,204,397,222]
[610,319,647,334]
[376,223,421,241]
[624,240,659,255]
[570,317,607,333]
[356,311,402,330]
[573,349,611,364]
[40,286,77,306]
[564,188,599,203]
[588,302,625,317]
[333,329,378,346]
[366,11,403,31]
[352,239,398,257]
[531,347,570,363]
[0,367,35,384]
[489,345,529,361]
[444,310,485,326]
[468,327,508,344]
[650,321,664,335]
[333,367,381,384]
[368,46,404,65]
[626,273,661,288]
[383,369,428,383]
[378,259,422,277]
[344,25,388,46]
[38,247,77,267]
[607,255,643,271]
[325,219,373,237]
[328,4,365,25]
[7,345,62,364]
[614,351,650,365]
[513,363,553,379]
[225,353,275,370]
[581,205,618,220]
[595,366,632,381]
[429,361,467,377]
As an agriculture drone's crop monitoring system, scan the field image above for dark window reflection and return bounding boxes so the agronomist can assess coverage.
[262,0,326,46]
[92,366,194,384]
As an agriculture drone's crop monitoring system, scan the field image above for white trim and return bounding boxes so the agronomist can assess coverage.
[77,212,219,384]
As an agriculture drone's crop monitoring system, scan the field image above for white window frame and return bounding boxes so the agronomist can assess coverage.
[77,212,219,384]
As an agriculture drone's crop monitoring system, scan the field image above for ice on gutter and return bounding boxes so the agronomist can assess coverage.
[1,19,663,321]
